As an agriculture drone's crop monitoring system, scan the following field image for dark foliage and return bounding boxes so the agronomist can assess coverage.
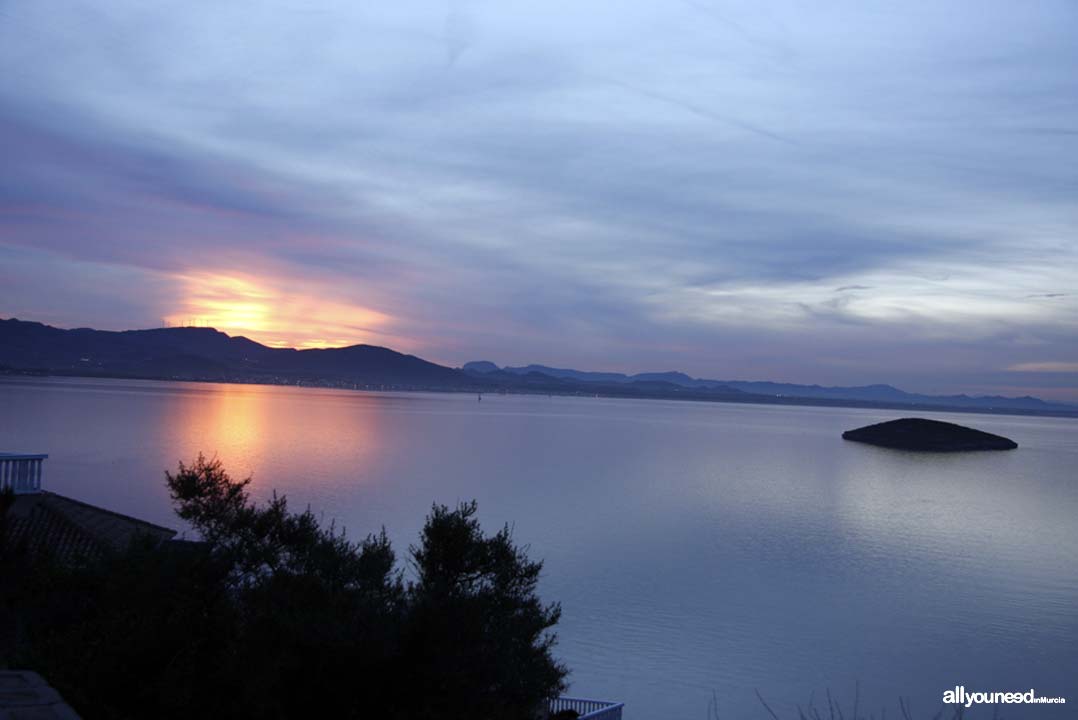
[0,456,567,719]
[406,501,565,718]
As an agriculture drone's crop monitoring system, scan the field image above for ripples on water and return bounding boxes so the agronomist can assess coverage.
[2,377,1075,718]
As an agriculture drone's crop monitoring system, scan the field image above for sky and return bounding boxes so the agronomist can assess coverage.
[1,1,1076,400]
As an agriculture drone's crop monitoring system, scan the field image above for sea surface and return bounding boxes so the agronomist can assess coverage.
[2,376,1076,718]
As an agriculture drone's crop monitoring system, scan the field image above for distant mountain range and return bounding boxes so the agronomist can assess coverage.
[462,362,1076,414]
[1,318,1073,416]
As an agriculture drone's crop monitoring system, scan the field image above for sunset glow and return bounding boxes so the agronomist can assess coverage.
[2,0,1076,398]
[163,272,391,349]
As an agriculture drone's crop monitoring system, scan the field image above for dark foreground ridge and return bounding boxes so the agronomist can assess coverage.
[842,418,1018,452]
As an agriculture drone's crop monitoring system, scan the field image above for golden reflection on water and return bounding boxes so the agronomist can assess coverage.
[164,383,388,492]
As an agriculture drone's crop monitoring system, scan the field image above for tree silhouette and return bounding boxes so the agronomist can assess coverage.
[1,456,567,720]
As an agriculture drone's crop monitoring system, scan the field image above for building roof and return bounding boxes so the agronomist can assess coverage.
[3,491,176,563]
[0,670,82,718]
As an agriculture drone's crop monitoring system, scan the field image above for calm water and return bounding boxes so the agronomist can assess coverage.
[2,377,1076,718]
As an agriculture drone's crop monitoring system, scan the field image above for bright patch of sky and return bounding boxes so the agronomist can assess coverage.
[1,0,1076,398]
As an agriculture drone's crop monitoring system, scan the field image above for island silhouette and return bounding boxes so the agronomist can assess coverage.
[842,418,1018,451]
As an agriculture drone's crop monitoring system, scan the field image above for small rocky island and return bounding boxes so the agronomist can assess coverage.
[842,417,1018,451]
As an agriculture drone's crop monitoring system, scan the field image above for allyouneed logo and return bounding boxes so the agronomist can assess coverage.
[943,686,1066,708]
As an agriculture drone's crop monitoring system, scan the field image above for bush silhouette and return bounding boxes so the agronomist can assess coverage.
[1,455,567,719]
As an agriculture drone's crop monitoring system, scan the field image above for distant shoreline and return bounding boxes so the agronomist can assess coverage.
[5,368,1077,421]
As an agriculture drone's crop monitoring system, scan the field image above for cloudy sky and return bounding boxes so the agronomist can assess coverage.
[1,0,1076,399]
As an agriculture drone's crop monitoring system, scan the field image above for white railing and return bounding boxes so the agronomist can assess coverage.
[0,453,48,494]
[550,696,624,720]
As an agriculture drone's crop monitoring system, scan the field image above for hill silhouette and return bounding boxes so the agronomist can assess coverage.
[0,318,464,387]
[464,361,1073,413]
[2,318,1074,417]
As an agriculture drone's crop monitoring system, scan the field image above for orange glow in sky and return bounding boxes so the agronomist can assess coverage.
[163,272,391,349]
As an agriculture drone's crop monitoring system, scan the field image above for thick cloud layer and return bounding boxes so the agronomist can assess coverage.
[1,1,1076,398]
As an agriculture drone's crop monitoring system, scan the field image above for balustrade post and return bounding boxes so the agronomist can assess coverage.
[0,454,48,494]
